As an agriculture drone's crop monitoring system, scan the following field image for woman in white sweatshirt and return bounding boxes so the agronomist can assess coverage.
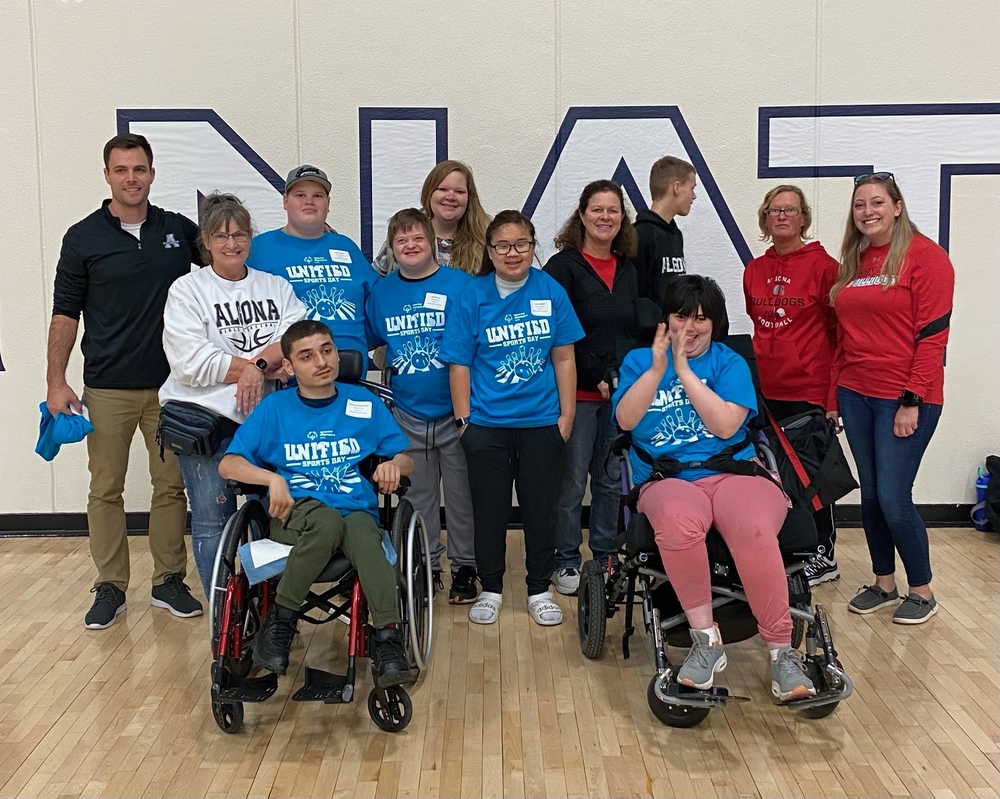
[160,193,306,592]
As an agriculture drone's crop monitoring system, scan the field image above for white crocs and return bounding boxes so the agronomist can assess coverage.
[527,591,563,626]
[469,591,503,625]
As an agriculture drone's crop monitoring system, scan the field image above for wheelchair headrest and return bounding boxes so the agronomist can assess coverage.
[635,298,662,340]
[337,349,364,384]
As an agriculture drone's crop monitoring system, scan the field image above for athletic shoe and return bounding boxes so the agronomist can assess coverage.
[431,570,445,594]
[770,647,817,701]
[449,566,479,604]
[370,626,414,687]
[151,574,203,618]
[803,553,840,586]
[553,567,580,596]
[253,604,299,675]
[847,584,900,614]
[892,593,938,624]
[84,583,126,630]
[677,626,727,690]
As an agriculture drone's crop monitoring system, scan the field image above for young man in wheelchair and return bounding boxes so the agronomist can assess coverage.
[611,275,816,701]
[219,319,415,688]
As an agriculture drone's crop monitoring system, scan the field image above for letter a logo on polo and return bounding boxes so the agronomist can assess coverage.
[163,233,180,248]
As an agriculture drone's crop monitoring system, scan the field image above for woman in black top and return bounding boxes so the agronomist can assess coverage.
[543,180,639,594]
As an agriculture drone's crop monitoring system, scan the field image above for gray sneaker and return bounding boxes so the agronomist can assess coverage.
[848,584,900,614]
[770,647,817,701]
[677,627,727,689]
[892,593,938,624]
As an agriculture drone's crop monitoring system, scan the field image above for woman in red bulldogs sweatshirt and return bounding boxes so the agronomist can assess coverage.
[743,185,840,586]
[831,172,953,625]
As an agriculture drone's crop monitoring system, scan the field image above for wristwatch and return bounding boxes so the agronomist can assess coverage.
[454,416,470,430]
[254,357,269,373]
[898,390,923,407]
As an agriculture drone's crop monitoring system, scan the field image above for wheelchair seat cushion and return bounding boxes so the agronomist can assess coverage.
[314,552,355,584]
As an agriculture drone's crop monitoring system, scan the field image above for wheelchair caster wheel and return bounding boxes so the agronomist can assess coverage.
[578,560,607,659]
[212,700,244,734]
[646,676,711,728]
[802,658,843,719]
[367,686,412,732]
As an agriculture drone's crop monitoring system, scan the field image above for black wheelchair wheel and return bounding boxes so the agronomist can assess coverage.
[212,700,244,734]
[578,560,607,659]
[646,676,711,728]
[788,571,808,650]
[367,686,412,732]
[802,657,843,719]
[210,500,270,677]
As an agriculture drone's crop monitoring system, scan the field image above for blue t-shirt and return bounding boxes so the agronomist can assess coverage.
[440,269,584,427]
[366,266,472,421]
[611,342,757,483]
[247,229,378,357]
[226,383,410,518]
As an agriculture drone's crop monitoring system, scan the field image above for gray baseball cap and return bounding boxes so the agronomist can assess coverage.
[285,164,331,193]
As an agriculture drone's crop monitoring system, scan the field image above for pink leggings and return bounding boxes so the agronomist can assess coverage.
[637,473,792,646]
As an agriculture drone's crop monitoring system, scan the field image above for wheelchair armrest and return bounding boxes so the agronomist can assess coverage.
[226,479,269,496]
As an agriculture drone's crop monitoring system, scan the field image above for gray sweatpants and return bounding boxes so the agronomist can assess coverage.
[392,406,476,571]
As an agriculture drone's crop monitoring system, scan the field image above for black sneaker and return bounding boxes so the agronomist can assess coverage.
[253,603,299,675]
[84,583,126,630]
[151,574,204,618]
[370,626,414,688]
[431,569,445,594]
[449,565,479,604]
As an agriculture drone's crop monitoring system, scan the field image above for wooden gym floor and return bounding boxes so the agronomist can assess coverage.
[0,527,997,799]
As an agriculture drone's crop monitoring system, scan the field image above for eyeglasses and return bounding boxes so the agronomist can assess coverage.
[211,231,250,244]
[488,240,534,255]
[765,207,801,218]
[854,171,895,185]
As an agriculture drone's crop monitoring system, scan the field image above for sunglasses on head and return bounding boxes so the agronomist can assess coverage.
[854,171,895,185]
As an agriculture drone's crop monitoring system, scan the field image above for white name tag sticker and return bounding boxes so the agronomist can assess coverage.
[328,249,351,263]
[530,299,552,317]
[423,292,447,311]
[345,400,372,419]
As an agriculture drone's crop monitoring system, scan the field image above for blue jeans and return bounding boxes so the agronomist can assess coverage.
[553,400,621,569]
[177,435,236,594]
[838,387,941,587]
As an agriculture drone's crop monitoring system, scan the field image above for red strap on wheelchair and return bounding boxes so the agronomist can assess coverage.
[764,407,823,512]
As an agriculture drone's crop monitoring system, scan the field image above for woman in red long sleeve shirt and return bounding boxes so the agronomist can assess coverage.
[831,172,954,625]
[743,185,840,587]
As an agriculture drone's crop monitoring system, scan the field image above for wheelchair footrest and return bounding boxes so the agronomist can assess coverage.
[662,681,750,708]
[212,670,278,703]
[776,687,845,709]
[293,666,353,703]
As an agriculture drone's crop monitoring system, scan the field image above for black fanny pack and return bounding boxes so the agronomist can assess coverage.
[157,401,237,459]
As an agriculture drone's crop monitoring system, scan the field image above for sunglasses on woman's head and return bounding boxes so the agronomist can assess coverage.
[854,171,895,185]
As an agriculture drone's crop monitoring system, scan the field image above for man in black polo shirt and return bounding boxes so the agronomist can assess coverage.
[46,133,205,629]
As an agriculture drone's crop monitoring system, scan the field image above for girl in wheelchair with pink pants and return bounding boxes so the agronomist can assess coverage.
[611,275,816,701]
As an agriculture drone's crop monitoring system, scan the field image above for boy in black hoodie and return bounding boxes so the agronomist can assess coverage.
[634,156,696,305]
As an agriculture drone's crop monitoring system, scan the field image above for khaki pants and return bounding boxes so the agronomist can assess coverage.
[83,387,188,590]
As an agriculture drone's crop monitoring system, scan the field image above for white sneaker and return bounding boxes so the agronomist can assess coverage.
[554,567,580,595]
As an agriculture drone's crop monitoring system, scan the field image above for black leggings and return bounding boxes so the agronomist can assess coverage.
[765,398,837,558]
[460,423,567,594]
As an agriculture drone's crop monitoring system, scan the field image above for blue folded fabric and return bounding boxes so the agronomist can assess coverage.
[35,402,95,461]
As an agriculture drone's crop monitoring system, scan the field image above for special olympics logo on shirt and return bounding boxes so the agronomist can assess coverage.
[495,345,545,385]
[303,285,357,321]
[391,336,444,374]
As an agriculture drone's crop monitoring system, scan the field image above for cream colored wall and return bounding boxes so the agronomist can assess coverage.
[1,1,997,515]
